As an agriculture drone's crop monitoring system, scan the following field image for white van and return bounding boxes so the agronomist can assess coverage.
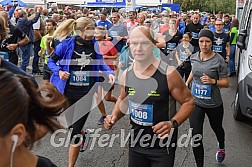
[234,0,252,120]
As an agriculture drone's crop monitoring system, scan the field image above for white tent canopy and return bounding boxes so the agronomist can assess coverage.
[22,0,166,6]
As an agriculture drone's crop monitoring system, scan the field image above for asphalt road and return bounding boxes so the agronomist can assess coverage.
[32,75,252,167]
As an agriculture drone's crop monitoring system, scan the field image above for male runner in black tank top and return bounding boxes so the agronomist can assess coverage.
[104,26,194,167]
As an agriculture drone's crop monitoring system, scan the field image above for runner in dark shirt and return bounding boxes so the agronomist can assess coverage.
[0,11,29,65]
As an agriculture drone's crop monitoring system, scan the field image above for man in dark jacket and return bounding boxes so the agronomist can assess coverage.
[16,5,42,72]
[0,11,29,65]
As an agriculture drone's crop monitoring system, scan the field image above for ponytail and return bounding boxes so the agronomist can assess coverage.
[17,75,68,145]
[53,19,76,40]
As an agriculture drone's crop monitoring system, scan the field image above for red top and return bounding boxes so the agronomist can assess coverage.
[99,40,118,70]
[124,20,139,31]
[159,25,170,33]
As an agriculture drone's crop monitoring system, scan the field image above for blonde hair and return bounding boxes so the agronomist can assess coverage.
[53,17,94,40]
[138,12,147,20]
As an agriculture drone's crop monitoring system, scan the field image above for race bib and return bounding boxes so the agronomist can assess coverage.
[192,82,212,99]
[191,32,199,39]
[212,45,223,53]
[167,43,177,51]
[223,28,229,33]
[110,31,119,37]
[69,70,90,86]
[129,101,154,126]
[0,51,9,61]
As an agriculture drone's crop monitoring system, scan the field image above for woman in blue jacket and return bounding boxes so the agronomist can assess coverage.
[47,17,115,167]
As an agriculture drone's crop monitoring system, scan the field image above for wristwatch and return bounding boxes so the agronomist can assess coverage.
[170,119,179,129]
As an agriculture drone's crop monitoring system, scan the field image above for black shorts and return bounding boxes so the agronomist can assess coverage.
[128,147,176,167]
[9,53,18,65]
[43,64,52,80]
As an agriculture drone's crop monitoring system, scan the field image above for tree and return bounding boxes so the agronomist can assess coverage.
[174,0,236,14]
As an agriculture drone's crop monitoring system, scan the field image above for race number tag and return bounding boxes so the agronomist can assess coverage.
[192,82,212,99]
[0,51,9,61]
[69,70,90,86]
[167,43,177,50]
[212,45,223,52]
[223,28,229,33]
[191,32,199,39]
[129,100,154,126]
[110,31,119,37]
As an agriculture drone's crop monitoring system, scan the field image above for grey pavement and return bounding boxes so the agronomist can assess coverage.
[32,75,252,167]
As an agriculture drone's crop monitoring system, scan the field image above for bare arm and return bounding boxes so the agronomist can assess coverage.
[225,41,231,62]
[156,33,166,48]
[46,37,54,55]
[104,70,128,129]
[152,67,194,137]
[185,71,193,86]
[216,77,229,88]
[226,42,230,56]
[18,36,29,46]
[175,51,183,66]
[6,36,29,51]
[103,53,119,59]
[167,67,194,126]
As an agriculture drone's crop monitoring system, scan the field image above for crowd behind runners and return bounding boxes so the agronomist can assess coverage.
[0,3,237,167]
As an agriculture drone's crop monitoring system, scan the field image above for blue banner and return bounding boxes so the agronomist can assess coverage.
[96,0,125,5]
[161,4,180,13]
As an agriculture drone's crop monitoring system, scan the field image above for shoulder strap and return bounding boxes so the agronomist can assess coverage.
[159,60,177,119]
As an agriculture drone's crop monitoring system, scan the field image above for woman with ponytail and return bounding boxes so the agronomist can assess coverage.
[47,17,115,167]
[0,68,68,167]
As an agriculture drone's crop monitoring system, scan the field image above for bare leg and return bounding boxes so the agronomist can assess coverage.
[95,85,107,117]
[68,144,81,167]
[104,91,117,103]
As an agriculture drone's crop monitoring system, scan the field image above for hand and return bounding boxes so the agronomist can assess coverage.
[200,73,215,85]
[34,5,38,12]
[46,37,53,45]
[108,74,116,85]
[36,5,42,13]
[106,37,112,41]
[225,56,230,63]
[178,60,183,67]
[6,44,18,51]
[104,115,118,130]
[118,62,124,68]
[59,70,70,80]
[115,36,123,41]
[152,121,173,139]
[38,50,42,56]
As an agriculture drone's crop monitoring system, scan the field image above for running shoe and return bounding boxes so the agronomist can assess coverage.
[216,149,226,163]
[80,131,86,153]
[80,129,94,153]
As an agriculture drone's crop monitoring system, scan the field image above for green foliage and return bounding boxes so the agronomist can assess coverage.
[174,0,236,14]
